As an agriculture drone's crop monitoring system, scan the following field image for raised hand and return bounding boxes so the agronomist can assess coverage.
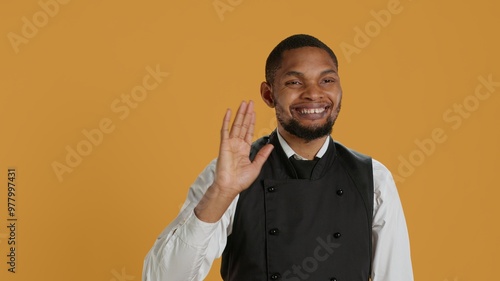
[194,101,274,223]
[214,100,274,197]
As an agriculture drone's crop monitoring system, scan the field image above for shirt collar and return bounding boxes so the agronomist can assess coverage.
[276,128,330,160]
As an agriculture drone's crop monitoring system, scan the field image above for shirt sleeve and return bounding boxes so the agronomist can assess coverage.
[371,159,414,281]
[142,159,238,281]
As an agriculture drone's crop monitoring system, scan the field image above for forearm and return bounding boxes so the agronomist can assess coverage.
[371,211,413,281]
[143,159,234,281]
[143,209,221,281]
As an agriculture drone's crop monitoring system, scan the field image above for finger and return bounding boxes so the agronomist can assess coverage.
[244,110,256,144]
[251,144,274,168]
[239,100,254,139]
[229,101,247,138]
[221,109,231,140]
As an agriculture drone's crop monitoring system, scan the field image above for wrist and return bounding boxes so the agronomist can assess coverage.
[211,182,240,200]
[194,183,237,223]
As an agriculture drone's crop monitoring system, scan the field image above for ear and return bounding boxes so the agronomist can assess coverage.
[260,81,275,108]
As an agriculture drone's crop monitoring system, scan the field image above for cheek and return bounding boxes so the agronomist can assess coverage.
[273,94,291,111]
[274,99,293,120]
[331,89,342,104]
[274,102,287,115]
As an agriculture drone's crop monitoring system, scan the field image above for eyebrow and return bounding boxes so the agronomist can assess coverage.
[283,69,338,78]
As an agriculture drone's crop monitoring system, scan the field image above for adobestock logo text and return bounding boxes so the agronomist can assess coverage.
[51,65,169,182]
[7,0,71,54]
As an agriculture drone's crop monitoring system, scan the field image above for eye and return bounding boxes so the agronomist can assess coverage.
[322,78,335,84]
[285,80,303,88]
[285,80,302,85]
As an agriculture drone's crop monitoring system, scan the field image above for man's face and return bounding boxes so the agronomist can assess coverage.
[262,47,342,141]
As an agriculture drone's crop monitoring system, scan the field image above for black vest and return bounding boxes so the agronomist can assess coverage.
[221,131,374,281]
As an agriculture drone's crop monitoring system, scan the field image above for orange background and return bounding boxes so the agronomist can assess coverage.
[1,0,499,280]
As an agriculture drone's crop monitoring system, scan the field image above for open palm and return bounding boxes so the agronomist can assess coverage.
[214,101,274,197]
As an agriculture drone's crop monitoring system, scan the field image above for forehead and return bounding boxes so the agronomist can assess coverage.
[279,47,337,73]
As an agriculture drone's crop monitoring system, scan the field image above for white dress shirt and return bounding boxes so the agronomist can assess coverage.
[143,134,414,281]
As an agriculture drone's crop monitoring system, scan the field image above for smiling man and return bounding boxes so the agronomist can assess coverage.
[143,34,414,281]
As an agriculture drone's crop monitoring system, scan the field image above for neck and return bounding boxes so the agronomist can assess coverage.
[278,128,328,160]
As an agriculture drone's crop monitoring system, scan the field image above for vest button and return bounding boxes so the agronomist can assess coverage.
[333,232,341,239]
[267,186,276,192]
[330,278,338,281]
[269,228,280,235]
[270,273,281,280]
[336,189,343,196]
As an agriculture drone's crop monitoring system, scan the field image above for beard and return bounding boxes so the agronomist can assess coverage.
[276,103,341,142]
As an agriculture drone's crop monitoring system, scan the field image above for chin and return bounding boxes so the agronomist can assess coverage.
[280,117,335,142]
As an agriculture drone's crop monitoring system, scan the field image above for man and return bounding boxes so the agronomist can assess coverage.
[143,34,414,281]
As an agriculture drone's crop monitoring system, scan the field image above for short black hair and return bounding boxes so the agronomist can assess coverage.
[265,34,338,85]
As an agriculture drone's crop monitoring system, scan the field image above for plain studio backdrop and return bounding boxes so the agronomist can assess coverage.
[0,0,499,280]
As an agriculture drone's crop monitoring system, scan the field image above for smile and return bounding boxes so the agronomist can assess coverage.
[290,104,332,120]
[298,107,326,114]
[292,104,331,114]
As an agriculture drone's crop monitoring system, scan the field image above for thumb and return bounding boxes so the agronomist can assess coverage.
[251,144,274,169]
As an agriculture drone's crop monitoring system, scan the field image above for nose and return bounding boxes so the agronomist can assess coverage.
[300,83,325,100]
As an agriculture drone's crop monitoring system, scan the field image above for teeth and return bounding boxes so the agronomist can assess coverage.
[300,108,325,114]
